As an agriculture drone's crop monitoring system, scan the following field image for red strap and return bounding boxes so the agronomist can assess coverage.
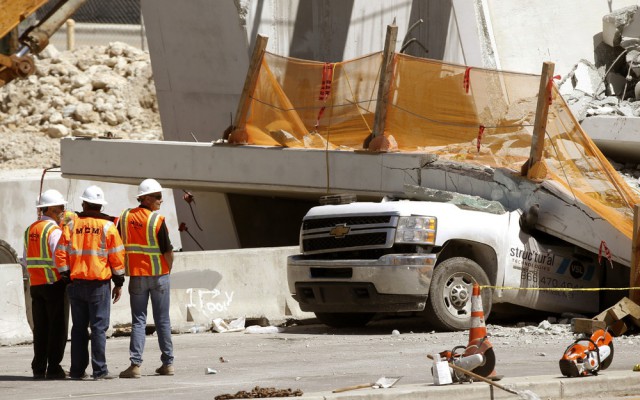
[315,63,334,129]
[318,63,334,101]
[464,67,472,93]
[547,75,561,105]
[476,125,485,153]
[598,241,613,268]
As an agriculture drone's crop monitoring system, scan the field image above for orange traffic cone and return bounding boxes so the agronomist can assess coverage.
[464,283,503,380]
[468,283,487,344]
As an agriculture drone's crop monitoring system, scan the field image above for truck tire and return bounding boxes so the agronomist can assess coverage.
[423,257,492,331]
[314,312,375,328]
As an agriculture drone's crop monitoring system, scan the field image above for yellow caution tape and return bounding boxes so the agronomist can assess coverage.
[479,286,640,292]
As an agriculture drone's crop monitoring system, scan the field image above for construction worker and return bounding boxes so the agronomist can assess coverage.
[119,178,174,379]
[22,189,68,380]
[55,185,125,380]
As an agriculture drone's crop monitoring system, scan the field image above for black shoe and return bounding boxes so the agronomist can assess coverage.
[46,368,67,380]
[69,372,88,380]
[33,372,46,380]
[93,372,117,380]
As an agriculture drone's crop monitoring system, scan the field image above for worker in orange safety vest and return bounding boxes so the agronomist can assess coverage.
[118,178,174,379]
[22,189,69,380]
[55,185,125,380]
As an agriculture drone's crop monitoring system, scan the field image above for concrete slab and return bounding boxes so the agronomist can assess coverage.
[581,115,640,164]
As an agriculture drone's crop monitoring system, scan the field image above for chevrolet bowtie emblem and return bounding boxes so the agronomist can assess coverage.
[330,223,350,238]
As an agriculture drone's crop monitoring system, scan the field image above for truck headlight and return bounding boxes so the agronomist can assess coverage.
[395,216,436,245]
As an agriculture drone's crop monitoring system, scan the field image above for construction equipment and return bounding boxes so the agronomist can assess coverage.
[559,328,614,377]
[431,283,499,382]
[0,0,87,87]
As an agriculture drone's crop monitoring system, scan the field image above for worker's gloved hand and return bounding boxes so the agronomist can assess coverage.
[60,271,71,284]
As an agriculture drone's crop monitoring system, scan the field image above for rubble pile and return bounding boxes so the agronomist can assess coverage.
[0,42,161,170]
[214,387,303,400]
[559,6,640,120]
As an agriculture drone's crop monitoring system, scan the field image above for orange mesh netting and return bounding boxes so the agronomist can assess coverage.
[235,51,640,239]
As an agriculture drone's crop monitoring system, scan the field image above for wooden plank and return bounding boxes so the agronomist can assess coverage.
[570,318,606,334]
[632,204,640,304]
[371,23,398,140]
[522,61,554,179]
[233,35,268,131]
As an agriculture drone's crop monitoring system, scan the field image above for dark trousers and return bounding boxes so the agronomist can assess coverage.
[67,280,111,378]
[30,280,68,376]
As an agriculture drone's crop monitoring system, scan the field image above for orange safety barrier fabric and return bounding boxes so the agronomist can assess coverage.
[234,51,640,239]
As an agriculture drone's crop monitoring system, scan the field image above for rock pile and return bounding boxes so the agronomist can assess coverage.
[0,42,161,170]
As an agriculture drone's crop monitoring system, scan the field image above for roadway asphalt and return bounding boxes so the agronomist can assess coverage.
[1,317,640,400]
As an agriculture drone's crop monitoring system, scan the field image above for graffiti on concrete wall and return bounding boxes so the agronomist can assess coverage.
[185,288,234,313]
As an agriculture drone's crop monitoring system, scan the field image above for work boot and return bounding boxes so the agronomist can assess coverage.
[46,367,67,380]
[93,372,117,380]
[119,364,141,379]
[155,364,174,376]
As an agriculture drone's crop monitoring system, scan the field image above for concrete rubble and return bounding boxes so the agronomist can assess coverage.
[560,5,640,173]
[0,42,161,170]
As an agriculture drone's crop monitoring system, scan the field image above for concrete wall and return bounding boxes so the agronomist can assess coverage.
[0,169,182,259]
[1,246,308,345]
[485,0,638,76]
[0,264,32,346]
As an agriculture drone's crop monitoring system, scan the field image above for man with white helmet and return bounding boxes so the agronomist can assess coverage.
[55,185,125,380]
[118,178,174,379]
[22,189,69,380]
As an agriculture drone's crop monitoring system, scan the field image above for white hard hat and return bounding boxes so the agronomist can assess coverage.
[36,189,67,208]
[137,178,163,196]
[80,185,108,205]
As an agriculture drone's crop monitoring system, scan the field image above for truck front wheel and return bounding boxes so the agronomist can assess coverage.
[314,312,375,328]
[423,257,492,331]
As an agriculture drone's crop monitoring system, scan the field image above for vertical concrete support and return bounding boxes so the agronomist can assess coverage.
[228,35,269,144]
[631,204,640,304]
[522,61,554,179]
[368,23,397,152]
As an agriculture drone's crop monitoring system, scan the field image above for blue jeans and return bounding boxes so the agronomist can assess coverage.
[128,274,174,366]
[67,280,111,378]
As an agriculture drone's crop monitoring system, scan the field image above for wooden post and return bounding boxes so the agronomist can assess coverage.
[367,23,397,151]
[233,35,268,132]
[631,204,640,304]
[521,61,554,178]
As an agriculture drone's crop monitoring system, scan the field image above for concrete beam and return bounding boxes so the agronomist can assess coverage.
[60,138,426,199]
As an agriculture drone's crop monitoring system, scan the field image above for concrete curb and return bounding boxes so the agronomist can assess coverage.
[294,370,640,400]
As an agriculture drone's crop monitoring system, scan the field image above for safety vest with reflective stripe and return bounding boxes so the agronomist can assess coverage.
[55,216,125,281]
[119,207,169,276]
[24,220,61,286]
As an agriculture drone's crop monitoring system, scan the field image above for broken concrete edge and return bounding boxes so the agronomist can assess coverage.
[292,370,640,400]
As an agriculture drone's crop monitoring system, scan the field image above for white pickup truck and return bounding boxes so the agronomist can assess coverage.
[287,192,602,331]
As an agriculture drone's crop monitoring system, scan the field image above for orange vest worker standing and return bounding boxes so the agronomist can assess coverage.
[55,185,125,380]
[22,189,69,380]
[118,178,174,379]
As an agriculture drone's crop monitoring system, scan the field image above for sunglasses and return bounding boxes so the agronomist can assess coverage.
[147,193,162,200]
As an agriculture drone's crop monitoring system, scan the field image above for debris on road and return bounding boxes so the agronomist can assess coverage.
[214,386,303,400]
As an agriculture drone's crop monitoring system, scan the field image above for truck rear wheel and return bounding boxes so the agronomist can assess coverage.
[423,257,492,331]
[314,312,375,328]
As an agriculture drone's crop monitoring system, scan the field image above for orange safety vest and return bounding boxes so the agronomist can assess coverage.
[55,216,125,281]
[119,207,169,276]
[24,220,61,286]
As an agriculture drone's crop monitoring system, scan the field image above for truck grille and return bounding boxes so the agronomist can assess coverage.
[301,213,397,254]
